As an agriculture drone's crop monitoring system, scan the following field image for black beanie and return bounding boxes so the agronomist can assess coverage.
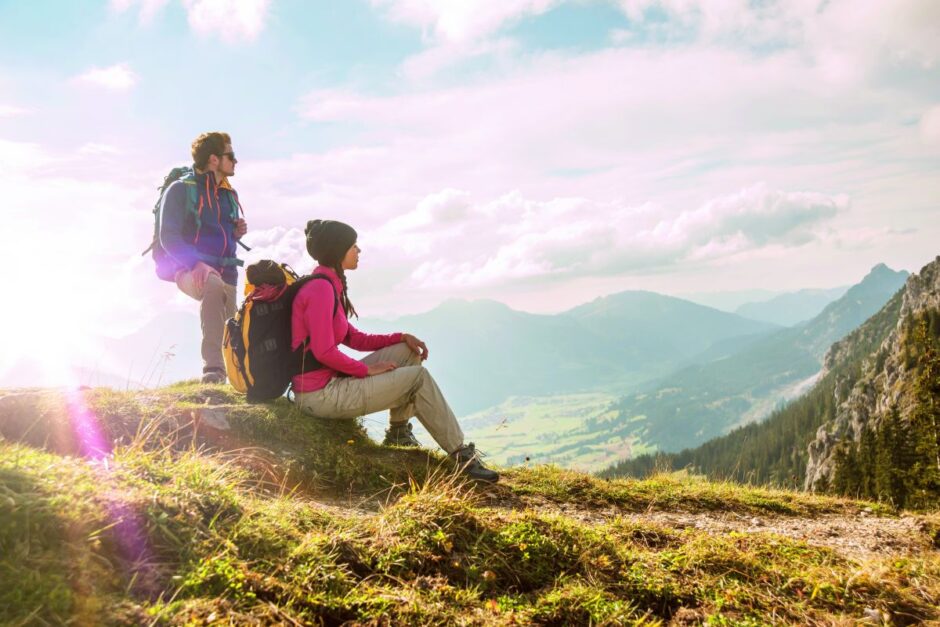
[305,219,357,267]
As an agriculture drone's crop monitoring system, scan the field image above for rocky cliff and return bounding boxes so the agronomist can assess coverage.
[805,256,940,490]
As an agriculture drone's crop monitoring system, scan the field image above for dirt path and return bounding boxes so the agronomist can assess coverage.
[485,492,937,561]
[298,483,936,563]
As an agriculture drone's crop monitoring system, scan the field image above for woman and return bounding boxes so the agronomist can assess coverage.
[291,219,498,483]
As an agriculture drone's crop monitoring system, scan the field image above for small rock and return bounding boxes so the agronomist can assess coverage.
[196,408,230,431]
[750,518,761,526]
[861,608,883,624]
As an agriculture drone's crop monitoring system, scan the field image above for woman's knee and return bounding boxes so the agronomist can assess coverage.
[390,341,421,366]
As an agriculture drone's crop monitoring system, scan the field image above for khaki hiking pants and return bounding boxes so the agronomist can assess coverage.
[176,269,237,374]
[295,342,465,454]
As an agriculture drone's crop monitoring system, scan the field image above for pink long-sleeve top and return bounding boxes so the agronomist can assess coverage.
[290,265,402,393]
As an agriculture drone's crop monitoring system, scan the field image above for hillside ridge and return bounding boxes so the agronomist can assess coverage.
[2,384,939,624]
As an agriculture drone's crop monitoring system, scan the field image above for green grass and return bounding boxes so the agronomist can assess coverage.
[0,384,938,625]
[454,392,652,472]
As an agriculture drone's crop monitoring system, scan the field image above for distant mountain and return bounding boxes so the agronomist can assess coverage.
[597,264,909,455]
[358,291,778,414]
[735,286,848,327]
[680,288,780,312]
[565,291,778,363]
[602,257,940,506]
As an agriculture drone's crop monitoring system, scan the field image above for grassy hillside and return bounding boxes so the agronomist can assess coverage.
[2,384,939,625]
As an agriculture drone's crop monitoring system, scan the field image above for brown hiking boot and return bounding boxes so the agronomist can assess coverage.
[450,443,499,483]
[383,422,421,447]
[201,368,227,384]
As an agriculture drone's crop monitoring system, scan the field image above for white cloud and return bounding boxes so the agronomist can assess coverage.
[921,105,940,146]
[182,0,272,42]
[360,183,847,290]
[372,0,557,44]
[616,0,940,78]
[400,38,519,81]
[110,0,170,23]
[79,142,122,156]
[0,138,51,169]
[71,63,139,91]
[112,0,271,41]
[295,45,911,208]
[0,104,28,117]
[241,226,310,272]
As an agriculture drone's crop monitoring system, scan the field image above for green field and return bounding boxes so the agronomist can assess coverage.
[457,393,655,472]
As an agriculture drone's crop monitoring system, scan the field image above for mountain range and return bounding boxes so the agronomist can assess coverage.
[602,264,909,453]
[603,259,939,488]
[734,286,849,327]
[358,291,778,414]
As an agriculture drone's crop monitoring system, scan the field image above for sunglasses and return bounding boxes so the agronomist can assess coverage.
[221,151,237,162]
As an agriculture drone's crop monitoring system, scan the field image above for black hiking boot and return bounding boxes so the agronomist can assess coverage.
[383,422,421,447]
[201,368,227,384]
[450,443,499,483]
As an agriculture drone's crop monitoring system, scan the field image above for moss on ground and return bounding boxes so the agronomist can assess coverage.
[0,384,938,625]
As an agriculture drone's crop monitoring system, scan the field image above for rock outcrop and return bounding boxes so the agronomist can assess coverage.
[805,256,940,490]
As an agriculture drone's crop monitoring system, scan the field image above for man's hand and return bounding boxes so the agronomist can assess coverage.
[192,261,219,292]
[367,361,398,376]
[402,333,429,360]
[235,218,248,238]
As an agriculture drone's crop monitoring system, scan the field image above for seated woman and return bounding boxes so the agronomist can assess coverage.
[291,219,498,483]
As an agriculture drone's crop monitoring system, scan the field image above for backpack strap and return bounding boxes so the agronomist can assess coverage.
[224,188,252,252]
[184,179,200,232]
[293,273,339,374]
[294,273,339,316]
[178,172,244,264]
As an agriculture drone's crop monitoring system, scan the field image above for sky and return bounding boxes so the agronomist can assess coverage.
[1,0,939,385]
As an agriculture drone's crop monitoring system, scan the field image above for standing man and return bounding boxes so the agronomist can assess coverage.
[157,132,248,383]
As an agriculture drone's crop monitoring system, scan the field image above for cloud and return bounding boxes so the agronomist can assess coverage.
[241,226,310,272]
[294,44,909,214]
[79,142,122,156]
[362,183,847,290]
[921,105,940,146]
[0,105,28,117]
[182,0,272,42]
[110,0,170,23]
[372,0,557,44]
[382,188,472,238]
[112,0,271,41]
[616,0,940,78]
[71,63,139,91]
[400,37,519,81]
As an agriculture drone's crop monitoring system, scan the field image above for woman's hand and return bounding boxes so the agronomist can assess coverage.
[402,333,429,360]
[367,361,398,376]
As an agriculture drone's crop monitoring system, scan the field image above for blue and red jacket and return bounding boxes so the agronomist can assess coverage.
[158,169,243,286]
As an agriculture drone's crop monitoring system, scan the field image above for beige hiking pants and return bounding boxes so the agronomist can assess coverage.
[295,342,465,454]
[176,269,237,373]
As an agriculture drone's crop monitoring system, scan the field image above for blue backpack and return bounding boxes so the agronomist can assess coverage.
[142,166,249,281]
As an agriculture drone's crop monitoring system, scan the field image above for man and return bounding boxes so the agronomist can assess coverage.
[158,132,248,383]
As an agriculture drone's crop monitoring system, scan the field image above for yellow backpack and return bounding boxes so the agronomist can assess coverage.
[223,261,336,401]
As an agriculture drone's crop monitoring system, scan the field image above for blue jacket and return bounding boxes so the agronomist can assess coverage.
[158,170,242,286]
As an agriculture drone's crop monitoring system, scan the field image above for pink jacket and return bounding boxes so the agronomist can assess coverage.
[290,265,402,393]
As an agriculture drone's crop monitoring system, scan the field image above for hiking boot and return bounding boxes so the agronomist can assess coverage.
[383,422,421,447]
[201,368,226,384]
[450,443,499,483]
